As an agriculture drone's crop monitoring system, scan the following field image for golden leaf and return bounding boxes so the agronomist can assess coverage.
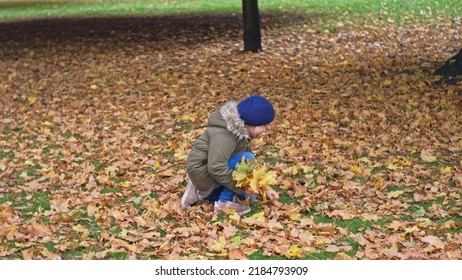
[286,245,303,258]
[242,211,267,227]
[211,236,227,252]
[7,224,16,241]
[387,190,404,199]
[404,226,419,234]
[335,252,352,260]
[373,177,384,190]
[441,166,452,174]
[181,113,197,122]
[249,166,277,200]
[232,160,277,201]
[349,165,362,175]
[383,78,392,86]
[27,95,37,105]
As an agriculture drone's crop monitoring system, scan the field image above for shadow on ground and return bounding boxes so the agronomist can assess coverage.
[0,12,310,49]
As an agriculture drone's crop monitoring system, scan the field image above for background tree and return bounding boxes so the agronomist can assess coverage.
[242,0,262,52]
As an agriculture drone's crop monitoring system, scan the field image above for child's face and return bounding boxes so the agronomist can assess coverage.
[247,125,267,138]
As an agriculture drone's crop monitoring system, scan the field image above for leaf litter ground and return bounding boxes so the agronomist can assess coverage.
[1,13,462,260]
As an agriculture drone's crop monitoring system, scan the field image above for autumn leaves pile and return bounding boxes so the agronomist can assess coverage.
[1,13,462,260]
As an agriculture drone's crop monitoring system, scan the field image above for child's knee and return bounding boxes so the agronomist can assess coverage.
[241,151,255,161]
[228,151,255,169]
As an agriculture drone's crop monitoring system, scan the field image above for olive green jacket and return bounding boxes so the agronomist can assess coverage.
[186,101,251,198]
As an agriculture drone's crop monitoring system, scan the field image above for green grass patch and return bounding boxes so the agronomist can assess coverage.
[42,144,61,155]
[100,187,120,194]
[341,237,360,256]
[278,191,304,204]
[352,176,367,184]
[24,163,42,177]
[263,157,279,166]
[0,150,14,159]
[0,193,15,204]
[422,161,440,167]
[248,249,287,260]
[61,246,92,259]
[335,218,374,234]
[371,165,389,175]
[313,214,333,224]
[212,213,229,224]
[90,159,105,172]
[386,185,405,192]
[44,241,57,252]
[11,191,51,219]
[304,251,336,260]
[2,124,22,134]
[0,0,461,23]
[105,251,128,259]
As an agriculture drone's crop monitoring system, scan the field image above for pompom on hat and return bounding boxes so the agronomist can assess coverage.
[237,95,275,126]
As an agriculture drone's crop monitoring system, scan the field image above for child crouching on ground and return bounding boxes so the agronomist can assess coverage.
[181,95,279,215]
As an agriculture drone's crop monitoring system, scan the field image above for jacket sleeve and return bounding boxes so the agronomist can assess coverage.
[206,131,244,195]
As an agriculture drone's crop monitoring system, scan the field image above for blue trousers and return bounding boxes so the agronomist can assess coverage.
[205,151,254,203]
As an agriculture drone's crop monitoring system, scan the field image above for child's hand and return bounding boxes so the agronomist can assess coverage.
[244,188,254,196]
[265,189,279,200]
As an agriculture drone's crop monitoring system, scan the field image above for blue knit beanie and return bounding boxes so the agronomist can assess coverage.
[237,95,275,126]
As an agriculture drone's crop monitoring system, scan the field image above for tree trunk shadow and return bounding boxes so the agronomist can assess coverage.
[434,48,462,85]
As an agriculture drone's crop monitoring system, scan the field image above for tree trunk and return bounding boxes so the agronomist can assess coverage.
[435,48,462,84]
[242,0,262,52]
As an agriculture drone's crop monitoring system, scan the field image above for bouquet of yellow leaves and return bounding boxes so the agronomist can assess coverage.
[232,158,277,202]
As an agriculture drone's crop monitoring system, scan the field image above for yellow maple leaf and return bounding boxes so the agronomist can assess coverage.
[392,156,413,167]
[335,252,352,260]
[386,163,400,170]
[228,212,241,224]
[242,211,267,227]
[408,99,419,107]
[181,113,197,122]
[242,237,255,245]
[233,160,277,201]
[135,216,147,227]
[104,165,118,177]
[373,177,384,190]
[387,190,404,199]
[72,224,90,238]
[438,220,456,230]
[249,166,277,201]
[349,165,362,175]
[440,166,452,174]
[211,236,227,252]
[27,95,37,105]
[404,226,419,234]
[286,245,303,258]
[7,224,16,241]
[388,220,405,230]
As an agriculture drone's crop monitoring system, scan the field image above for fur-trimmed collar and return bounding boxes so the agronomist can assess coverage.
[219,101,249,140]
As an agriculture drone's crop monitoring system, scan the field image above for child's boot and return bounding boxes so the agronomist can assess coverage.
[214,199,251,215]
[181,179,200,207]
[237,192,255,203]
